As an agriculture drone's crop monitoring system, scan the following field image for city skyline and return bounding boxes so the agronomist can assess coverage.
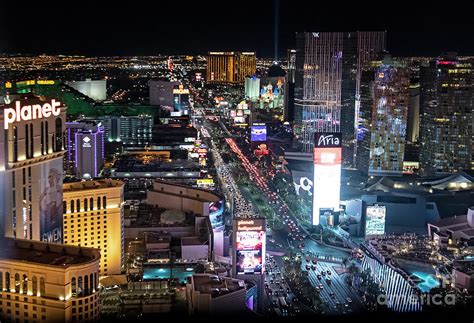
[1,0,474,57]
[0,1,473,321]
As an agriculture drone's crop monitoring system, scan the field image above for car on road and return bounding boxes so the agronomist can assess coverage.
[346,297,352,303]
[329,292,335,298]
[317,274,322,280]
[312,259,317,265]
[326,278,331,284]
[335,301,340,306]
[305,265,311,270]
[344,303,349,308]
[321,271,326,276]
[319,284,324,289]
[327,270,331,275]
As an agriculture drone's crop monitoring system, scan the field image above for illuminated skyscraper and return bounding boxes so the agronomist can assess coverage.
[0,94,66,243]
[207,52,256,84]
[341,31,386,167]
[420,55,473,174]
[357,55,410,176]
[294,31,386,155]
[65,121,104,179]
[63,179,124,275]
[294,32,343,152]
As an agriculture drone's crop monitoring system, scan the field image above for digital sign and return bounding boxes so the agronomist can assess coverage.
[234,219,266,275]
[365,205,386,236]
[251,124,267,142]
[312,132,342,226]
[40,158,63,243]
[208,200,224,228]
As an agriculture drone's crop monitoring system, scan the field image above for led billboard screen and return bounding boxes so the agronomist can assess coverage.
[312,133,342,226]
[208,200,224,228]
[251,124,267,142]
[40,158,63,243]
[365,205,386,236]
[234,219,266,275]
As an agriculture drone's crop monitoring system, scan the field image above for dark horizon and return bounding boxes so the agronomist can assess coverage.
[1,0,474,58]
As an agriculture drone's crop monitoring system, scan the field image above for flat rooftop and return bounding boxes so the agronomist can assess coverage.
[0,238,99,267]
[63,179,123,192]
[192,274,245,298]
[431,214,468,227]
[126,204,194,228]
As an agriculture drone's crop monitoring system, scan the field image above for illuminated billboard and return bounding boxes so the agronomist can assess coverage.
[208,200,224,228]
[251,124,267,142]
[312,133,342,226]
[365,205,386,236]
[234,219,266,275]
[40,158,63,243]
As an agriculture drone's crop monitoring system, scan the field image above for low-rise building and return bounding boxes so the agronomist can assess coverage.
[186,274,247,314]
[0,238,100,322]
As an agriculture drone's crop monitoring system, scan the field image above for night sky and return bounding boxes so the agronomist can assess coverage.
[1,0,474,58]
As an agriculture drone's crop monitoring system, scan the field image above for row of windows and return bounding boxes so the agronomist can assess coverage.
[63,196,107,213]
[11,118,63,162]
[0,272,44,296]
[70,274,98,297]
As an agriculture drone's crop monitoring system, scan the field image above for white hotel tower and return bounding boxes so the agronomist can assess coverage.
[0,94,67,243]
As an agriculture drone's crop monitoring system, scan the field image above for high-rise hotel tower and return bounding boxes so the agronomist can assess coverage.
[0,94,67,242]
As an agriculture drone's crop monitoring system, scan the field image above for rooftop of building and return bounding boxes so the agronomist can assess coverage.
[150,180,224,203]
[191,274,245,298]
[0,238,99,267]
[453,260,474,275]
[112,153,200,173]
[63,179,124,192]
[181,237,203,246]
[126,203,195,228]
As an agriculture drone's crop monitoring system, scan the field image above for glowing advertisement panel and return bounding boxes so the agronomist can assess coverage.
[312,133,342,226]
[40,158,63,243]
[250,124,267,142]
[365,205,386,236]
[235,219,266,275]
[208,200,224,228]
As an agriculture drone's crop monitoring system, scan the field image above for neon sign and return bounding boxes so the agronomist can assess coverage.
[4,99,61,130]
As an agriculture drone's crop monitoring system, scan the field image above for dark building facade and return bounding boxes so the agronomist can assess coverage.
[420,55,473,174]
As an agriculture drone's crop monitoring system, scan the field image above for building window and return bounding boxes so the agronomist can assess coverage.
[22,274,27,294]
[70,200,75,213]
[40,122,44,155]
[44,121,49,153]
[76,199,81,211]
[29,124,34,158]
[15,273,20,293]
[32,276,37,296]
[103,196,106,209]
[13,126,18,162]
[25,125,30,158]
[39,277,45,296]
[71,277,77,297]
[97,197,101,210]
[54,118,63,152]
[6,272,10,290]
[84,199,88,211]
[63,201,67,214]
[89,198,93,211]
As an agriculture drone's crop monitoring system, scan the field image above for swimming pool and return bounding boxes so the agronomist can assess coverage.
[143,266,194,283]
[400,263,440,292]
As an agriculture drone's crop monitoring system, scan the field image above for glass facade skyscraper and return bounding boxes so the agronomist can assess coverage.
[294,31,386,160]
[357,55,410,176]
[420,55,473,174]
